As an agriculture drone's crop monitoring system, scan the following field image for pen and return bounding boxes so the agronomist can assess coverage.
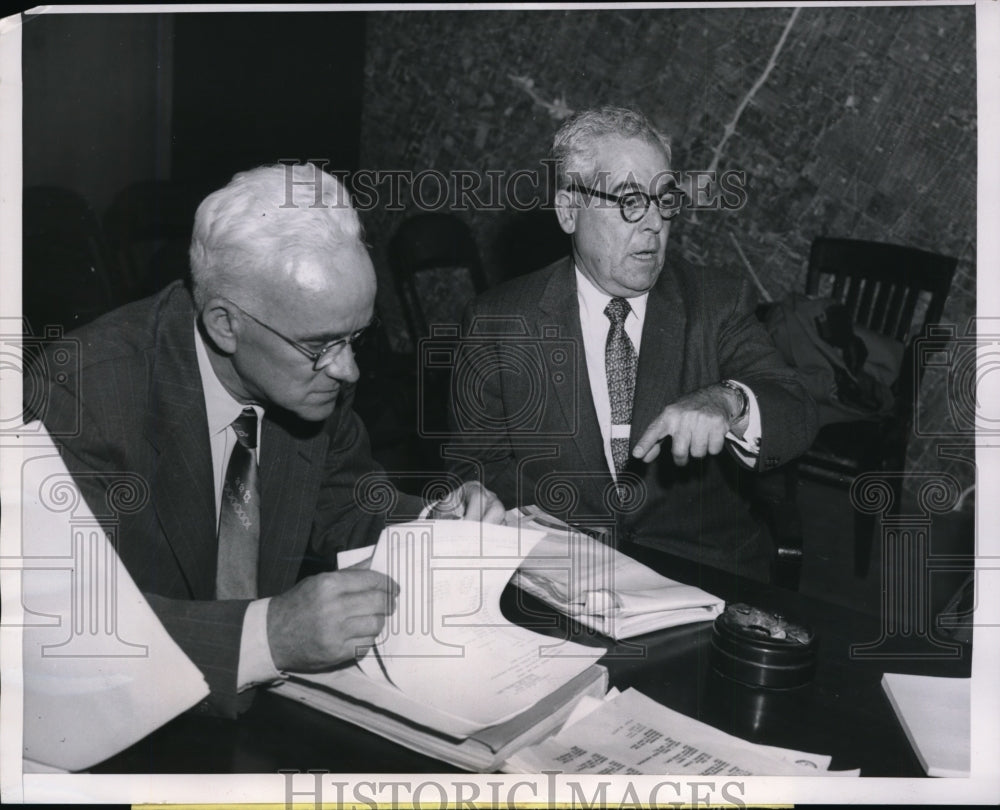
[371,641,396,687]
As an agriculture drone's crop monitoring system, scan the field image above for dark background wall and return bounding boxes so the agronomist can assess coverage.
[20,6,977,498]
[22,13,174,220]
[23,11,367,219]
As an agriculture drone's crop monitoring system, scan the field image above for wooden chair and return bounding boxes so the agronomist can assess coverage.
[786,237,957,581]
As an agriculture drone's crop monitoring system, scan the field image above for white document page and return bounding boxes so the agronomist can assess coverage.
[505,687,843,776]
[358,519,606,732]
[882,672,970,777]
[510,507,724,638]
[14,424,209,771]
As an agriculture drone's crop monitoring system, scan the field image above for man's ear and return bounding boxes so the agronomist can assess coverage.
[201,297,240,355]
[554,188,578,235]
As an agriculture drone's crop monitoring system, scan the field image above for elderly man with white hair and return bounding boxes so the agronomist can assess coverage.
[36,164,503,717]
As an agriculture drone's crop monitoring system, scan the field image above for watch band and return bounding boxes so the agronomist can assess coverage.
[719,379,749,422]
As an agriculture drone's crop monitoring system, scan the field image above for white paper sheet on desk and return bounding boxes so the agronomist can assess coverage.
[352,519,606,734]
[509,507,724,639]
[12,424,209,771]
[503,687,850,776]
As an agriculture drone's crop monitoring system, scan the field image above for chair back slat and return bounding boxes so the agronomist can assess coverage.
[897,286,922,342]
[871,280,895,334]
[843,275,863,320]
[883,283,906,338]
[855,277,880,328]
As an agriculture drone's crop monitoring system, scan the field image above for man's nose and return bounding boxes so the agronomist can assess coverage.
[320,345,360,383]
[639,202,665,232]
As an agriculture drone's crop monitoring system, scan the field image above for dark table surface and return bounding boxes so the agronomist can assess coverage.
[93,548,971,776]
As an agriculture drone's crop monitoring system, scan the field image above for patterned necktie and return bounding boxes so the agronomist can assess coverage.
[605,297,638,476]
[216,407,260,599]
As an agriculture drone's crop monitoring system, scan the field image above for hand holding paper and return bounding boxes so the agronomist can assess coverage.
[353,519,605,733]
[266,569,398,672]
[428,481,506,523]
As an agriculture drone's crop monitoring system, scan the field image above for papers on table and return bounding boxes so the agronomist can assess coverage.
[14,424,209,771]
[504,687,858,776]
[338,519,606,737]
[509,506,724,638]
[882,673,970,777]
[277,663,608,771]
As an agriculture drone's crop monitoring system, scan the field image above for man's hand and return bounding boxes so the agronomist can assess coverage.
[429,481,506,523]
[266,569,398,673]
[632,383,746,466]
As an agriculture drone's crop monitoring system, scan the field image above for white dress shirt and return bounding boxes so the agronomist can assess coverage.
[194,323,284,691]
[574,268,762,477]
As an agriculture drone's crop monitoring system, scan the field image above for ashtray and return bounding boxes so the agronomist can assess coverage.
[710,602,817,689]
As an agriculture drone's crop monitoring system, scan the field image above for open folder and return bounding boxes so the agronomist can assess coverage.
[276,518,608,770]
[509,506,725,638]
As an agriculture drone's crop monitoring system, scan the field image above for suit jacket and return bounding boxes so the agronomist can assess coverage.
[450,258,817,579]
[37,281,421,716]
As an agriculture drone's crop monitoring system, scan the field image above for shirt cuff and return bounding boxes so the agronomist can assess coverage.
[724,379,762,466]
[236,597,286,692]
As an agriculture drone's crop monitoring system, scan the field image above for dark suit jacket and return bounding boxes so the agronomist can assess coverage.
[450,258,817,579]
[37,281,420,716]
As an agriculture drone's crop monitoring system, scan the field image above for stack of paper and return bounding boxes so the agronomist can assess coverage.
[881,673,970,777]
[504,687,858,776]
[278,663,607,771]
[509,506,724,639]
[277,519,609,770]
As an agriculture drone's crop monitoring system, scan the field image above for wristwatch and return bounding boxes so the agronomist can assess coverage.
[719,379,749,422]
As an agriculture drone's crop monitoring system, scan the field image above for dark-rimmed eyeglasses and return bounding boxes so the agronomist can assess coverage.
[225,298,377,371]
[570,184,686,223]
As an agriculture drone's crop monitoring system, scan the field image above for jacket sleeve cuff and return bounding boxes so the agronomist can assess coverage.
[724,380,762,466]
[236,597,286,691]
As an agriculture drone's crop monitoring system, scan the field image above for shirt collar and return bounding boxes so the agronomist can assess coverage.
[193,320,263,436]
[574,265,649,323]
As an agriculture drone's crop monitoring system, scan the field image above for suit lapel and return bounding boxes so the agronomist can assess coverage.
[145,288,219,599]
[631,265,687,447]
[144,284,326,599]
[538,261,612,498]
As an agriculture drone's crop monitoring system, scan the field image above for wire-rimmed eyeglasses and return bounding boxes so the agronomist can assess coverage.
[570,184,686,223]
[225,298,377,371]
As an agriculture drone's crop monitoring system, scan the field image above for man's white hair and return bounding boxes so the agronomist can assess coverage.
[551,106,672,191]
[189,163,364,309]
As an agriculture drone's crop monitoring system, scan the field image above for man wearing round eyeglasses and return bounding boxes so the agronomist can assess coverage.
[36,164,504,717]
[451,106,817,581]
